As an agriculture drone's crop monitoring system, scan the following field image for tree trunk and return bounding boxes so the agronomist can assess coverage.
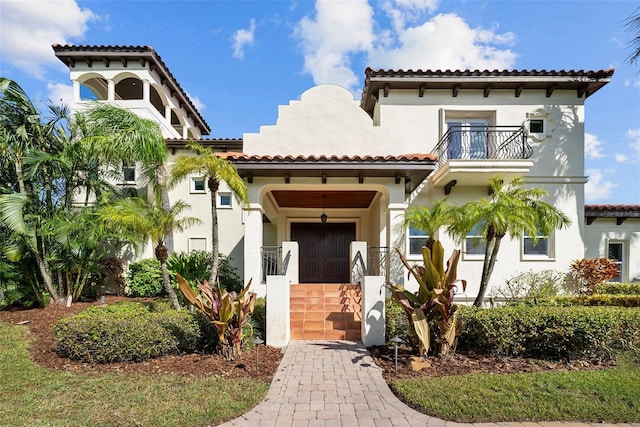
[156,164,174,253]
[473,236,503,307]
[208,178,220,284]
[156,244,181,310]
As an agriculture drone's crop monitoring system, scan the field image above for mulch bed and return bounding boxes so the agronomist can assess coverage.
[0,297,616,382]
[0,296,282,382]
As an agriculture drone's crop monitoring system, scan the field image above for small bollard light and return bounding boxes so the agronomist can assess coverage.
[252,337,264,374]
[100,295,105,306]
[390,335,403,374]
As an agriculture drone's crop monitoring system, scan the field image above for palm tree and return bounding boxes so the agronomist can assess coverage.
[169,141,248,283]
[99,197,201,310]
[446,176,570,307]
[404,199,454,251]
[626,7,640,65]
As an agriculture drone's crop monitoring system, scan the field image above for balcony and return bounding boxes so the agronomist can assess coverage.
[429,126,534,191]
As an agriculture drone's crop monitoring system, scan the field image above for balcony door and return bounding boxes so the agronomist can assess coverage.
[291,222,356,283]
[447,119,488,160]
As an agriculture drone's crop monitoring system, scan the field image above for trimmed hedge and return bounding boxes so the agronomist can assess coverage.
[53,301,216,363]
[458,305,640,361]
[553,295,640,307]
[594,282,640,295]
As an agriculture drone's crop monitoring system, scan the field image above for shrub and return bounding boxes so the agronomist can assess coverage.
[250,297,266,339]
[53,301,214,363]
[554,294,640,308]
[569,258,618,295]
[168,251,213,284]
[218,255,243,293]
[385,298,410,344]
[127,259,165,297]
[458,305,640,361]
[594,282,640,295]
[490,269,566,304]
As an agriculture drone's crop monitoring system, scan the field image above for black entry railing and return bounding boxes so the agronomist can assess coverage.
[432,126,532,169]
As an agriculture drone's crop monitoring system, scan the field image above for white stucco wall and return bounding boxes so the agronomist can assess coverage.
[585,219,640,282]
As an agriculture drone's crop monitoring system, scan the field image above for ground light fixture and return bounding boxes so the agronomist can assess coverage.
[252,337,264,374]
[390,335,403,374]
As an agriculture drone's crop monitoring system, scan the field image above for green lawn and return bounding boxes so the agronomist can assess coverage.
[392,353,640,423]
[0,322,268,427]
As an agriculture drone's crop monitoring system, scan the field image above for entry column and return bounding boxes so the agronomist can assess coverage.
[243,203,263,291]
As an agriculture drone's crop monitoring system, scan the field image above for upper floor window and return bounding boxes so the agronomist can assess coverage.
[407,227,428,257]
[191,177,205,194]
[123,163,136,184]
[217,192,232,208]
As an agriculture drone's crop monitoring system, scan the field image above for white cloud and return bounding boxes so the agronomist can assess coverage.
[46,82,73,106]
[186,92,206,112]
[295,0,374,90]
[294,1,517,92]
[0,0,96,79]
[615,153,628,162]
[585,169,618,202]
[584,133,605,159]
[370,13,517,71]
[232,19,257,59]
[382,0,438,32]
[625,128,640,162]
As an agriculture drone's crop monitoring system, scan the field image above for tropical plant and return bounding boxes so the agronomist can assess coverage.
[99,197,201,310]
[167,250,213,285]
[169,141,248,283]
[569,258,619,296]
[446,176,570,307]
[626,7,640,65]
[127,258,165,297]
[176,274,256,360]
[404,199,454,251]
[387,240,466,358]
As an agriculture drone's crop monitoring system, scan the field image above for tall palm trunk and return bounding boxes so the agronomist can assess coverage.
[156,244,180,310]
[156,164,174,253]
[473,236,503,307]
[208,177,220,284]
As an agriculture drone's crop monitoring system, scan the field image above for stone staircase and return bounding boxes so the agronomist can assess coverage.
[290,284,362,340]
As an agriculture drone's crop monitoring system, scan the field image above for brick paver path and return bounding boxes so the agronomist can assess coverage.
[218,340,639,427]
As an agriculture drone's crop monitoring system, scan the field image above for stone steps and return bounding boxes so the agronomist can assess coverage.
[290,284,362,340]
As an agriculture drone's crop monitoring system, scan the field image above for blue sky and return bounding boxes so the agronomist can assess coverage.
[1,0,639,204]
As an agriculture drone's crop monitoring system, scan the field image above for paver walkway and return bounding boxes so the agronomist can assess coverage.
[218,340,638,427]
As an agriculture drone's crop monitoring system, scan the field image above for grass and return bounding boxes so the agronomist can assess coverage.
[0,322,269,427]
[392,353,640,423]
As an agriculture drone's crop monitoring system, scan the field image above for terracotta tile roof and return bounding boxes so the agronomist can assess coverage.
[585,204,640,212]
[216,153,437,162]
[52,44,211,135]
[361,68,614,115]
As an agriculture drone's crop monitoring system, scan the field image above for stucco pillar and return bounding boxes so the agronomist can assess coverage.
[72,80,80,101]
[388,203,407,287]
[243,203,263,287]
[361,275,385,346]
[107,79,115,101]
[266,275,289,347]
[165,105,172,123]
[142,79,150,102]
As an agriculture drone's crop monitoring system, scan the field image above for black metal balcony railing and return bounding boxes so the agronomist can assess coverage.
[432,126,532,169]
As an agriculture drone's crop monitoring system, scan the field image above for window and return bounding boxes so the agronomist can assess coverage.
[217,192,232,208]
[188,237,207,252]
[608,241,625,282]
[408,227,428,256]
[529,119,544,134]
[464,222,486,258]
[123,163,136,183]
[522,228,550,258]
[191,177,205,193]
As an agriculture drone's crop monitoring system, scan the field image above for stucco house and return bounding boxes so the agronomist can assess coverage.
[53,44,638,346]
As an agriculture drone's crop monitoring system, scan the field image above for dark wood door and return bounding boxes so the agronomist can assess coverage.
[291,223,356,283]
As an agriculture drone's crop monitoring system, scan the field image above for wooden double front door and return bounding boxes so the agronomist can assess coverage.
[291,222,356,283]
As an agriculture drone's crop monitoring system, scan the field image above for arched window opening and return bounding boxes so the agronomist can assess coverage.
[115,77,143,100]
[150,86,164,116]
[171,110,183,135]
[80,77,108,100]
